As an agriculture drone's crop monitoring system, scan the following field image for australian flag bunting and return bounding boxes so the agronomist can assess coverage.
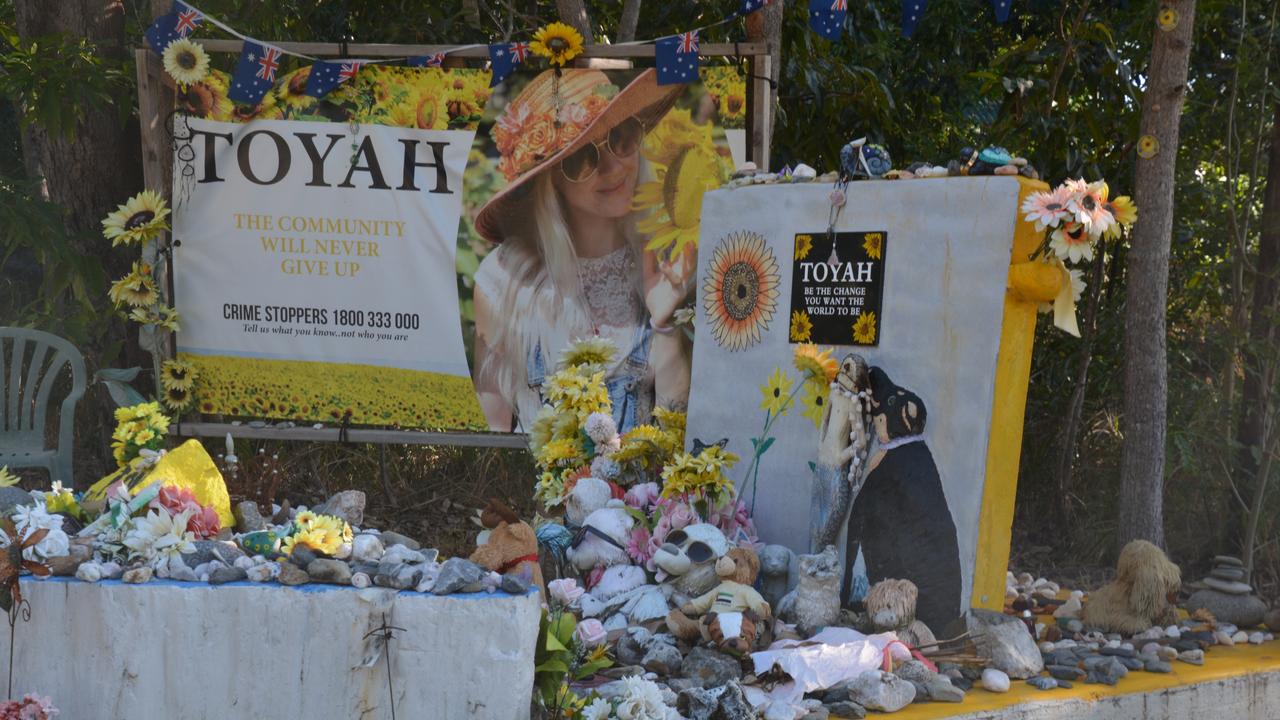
[305,60,366,98]
[809,0,848,40]
[228,40,283,104]
[488,44,522,88]
[992,0,1012,23]
[408,52,446,68]
[144,0,203,54]
[901,0,929,37]
[739,0,773,15]
[655,31,699,86]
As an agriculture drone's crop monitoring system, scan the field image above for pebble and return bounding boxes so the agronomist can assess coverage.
[1046,665,1085,681]
[307,558,353,585]
[1025,677,1058,691]
[500,574,530,594]
[1165,626,1181,638]
[1135,627,1164,641]
[1214,555,1244,566]
[1214,631,1234,646]
[122,566,153,584]
[169,564,198,582]
[245,563,276,582]
[351,572,371,589]
[75,562,102,583]
[1053,597,1082,619]
[382,544,427,565]
[316,489,365,526]
[821,702,864,719]
[1100,646,1135,657]
[1144,659,1172,673]
[233,501,267,532]
[233,555,256,571]
[379,531,420,551]
[1203,577,1253,595]
[277,563,310,586]
[1177,649,1205,665]
[1157,646,1178,661]
[289,546,320,568]
[209,566,247,585]
[1118,657,1146,671]
[981,669,1010,693]
[1232,630,1249,644]
[1249,632,1265,645]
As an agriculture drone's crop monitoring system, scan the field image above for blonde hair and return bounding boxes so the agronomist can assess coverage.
[479,162,650,419]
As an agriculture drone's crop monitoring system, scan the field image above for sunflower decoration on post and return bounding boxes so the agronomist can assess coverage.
[1019,179,1137,336]
[162,38,210,88]
[530,22,586,69]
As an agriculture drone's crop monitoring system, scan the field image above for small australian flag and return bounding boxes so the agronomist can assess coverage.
[809,0,847,40]
[305,60,365,98]
[144,0,203,54]
[739,0,773,15]
[488,43,522,88]
[408,52,446,68]
[901,0,929,37]
[992,0,1012,23]
[228,40,283,104]
[655,31,699,86]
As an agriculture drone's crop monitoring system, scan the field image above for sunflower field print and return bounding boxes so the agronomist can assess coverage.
[703,231,781,351]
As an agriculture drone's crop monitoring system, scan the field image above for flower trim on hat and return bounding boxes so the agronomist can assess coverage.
[492,85,619,182]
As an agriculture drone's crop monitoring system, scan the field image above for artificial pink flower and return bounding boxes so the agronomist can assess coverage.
[575,618,607,648]
[626,527,654,566]
[185,504,221,540]
[547,577,584,606]
[624,482,660,512]
[152,485,199,516]
[1020,185,1073,231]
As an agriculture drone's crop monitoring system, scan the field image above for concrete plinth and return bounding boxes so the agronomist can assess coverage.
[3,576,541,720]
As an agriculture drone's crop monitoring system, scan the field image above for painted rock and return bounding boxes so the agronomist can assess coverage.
[979,146,1014,165]
[239,530,280,557]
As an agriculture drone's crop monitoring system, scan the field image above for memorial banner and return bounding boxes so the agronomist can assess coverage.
[172,65,745,432]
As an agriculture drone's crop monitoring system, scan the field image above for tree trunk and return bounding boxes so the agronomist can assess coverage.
[1238,102,1280,569]
[1118,0,1197,550]
[617,0,642,42]
[13,0,143,485]
[555,0,593,41]
[1055,251,1106,517]
[746,0,784,153]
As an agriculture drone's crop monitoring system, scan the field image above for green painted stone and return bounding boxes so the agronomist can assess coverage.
[240,530,280,557]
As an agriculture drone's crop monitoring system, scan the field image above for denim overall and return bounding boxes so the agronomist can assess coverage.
[524,325,654,434]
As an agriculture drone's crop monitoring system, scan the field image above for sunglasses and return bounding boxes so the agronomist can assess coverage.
[559,117,645,183]
[570,523,628,553]
[663,529,716,563]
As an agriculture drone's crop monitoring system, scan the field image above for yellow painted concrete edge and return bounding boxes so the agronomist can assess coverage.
[970,176,1051,611]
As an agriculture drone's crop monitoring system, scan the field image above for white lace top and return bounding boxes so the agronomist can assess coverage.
[474,242,652,429]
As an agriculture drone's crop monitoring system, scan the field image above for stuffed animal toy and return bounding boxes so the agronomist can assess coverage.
[652,522,731,600]
[1081,540,1181,635]
[777,545,842,635]
[666,547,771,650]
[565,500,633,572]
[865,578,937,650]
[470,503,545,596]
[565,477,613,527]
[759,544,797,608]
[842,366,963,633]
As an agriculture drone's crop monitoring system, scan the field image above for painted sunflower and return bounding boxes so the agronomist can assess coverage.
[160,359,197,391]
[793,343,837,384]
[102,190,170,246]
[163,38,210,86]
[862,233,883,260]
[794,234,813,261]
[801,380,829,429]
[275,67,315,115]
[108,261,159,307]
[531,22,585,67]
[702,231,781,351]
[789,310,813,343]
[852,311,878,345]
[759,367,794,416]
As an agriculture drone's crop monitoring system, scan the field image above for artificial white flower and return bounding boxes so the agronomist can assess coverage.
[582,698,613,720]
[123,508,196,569]
[585,412,618,446]
[162,38,210,86]
[13,498,70,560]
[614,676,675,720]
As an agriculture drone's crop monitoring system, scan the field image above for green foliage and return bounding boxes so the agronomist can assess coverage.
[0,24,129,137]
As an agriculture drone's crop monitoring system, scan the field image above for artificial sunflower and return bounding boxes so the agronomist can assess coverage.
[108,262,159,307]
[1103,195,1138,240]
[1066,179,1115,238]
[530,22,585,67]
[852,311,878,345]
[0,467,17,488]
[160,359,197,391]
[1049,221,1094,263]
[558,336,617,371]
[862,233,883,260]
[102,190,170,246]
[789,310,813,343]
[800,380,829,429]
[759,367,794,416]
[163,385,192,411]
[793,343,838,384]
[162,38,210,86]
[702,231,781,352]
[794,234,813,261]
[129,304,181,332]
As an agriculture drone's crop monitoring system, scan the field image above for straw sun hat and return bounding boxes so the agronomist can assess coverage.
[475,68,685,243]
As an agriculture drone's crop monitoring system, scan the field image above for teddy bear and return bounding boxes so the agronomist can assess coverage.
[565,476,614,527]
[666,547,771,655]
[566,500,633,572]
[652,522,731,601]
[864,578,937,651]
[469,502,545,596]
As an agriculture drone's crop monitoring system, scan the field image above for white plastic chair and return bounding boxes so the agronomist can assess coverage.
[0,327,86,486]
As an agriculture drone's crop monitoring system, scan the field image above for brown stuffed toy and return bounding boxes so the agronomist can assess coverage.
[470,500,545,595]
[865,578,937,651]
[1081,540,1181,635]
[667,547,771,654]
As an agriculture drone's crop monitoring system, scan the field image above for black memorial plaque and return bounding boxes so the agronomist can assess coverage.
[788,231,886,346]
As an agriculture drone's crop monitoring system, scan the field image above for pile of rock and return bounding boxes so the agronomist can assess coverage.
[1184,556,1269,628]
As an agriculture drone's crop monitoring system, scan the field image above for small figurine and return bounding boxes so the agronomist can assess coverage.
[840,138,893,180]
[666,547,772,655]
[776,545,842,635]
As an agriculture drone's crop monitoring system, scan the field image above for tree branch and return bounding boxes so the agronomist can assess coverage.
[555,0,593,41]
[618,0,642,42]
